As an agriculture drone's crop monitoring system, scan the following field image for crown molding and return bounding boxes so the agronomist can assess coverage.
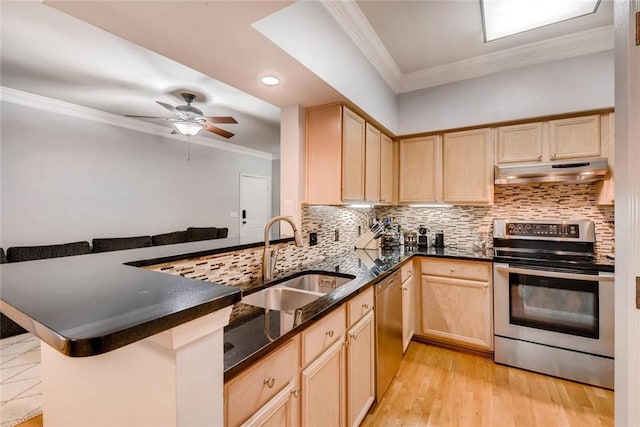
[320,0,402,92]
[399,25,614,93]
[0,86,274,160]
[323,0,614,94]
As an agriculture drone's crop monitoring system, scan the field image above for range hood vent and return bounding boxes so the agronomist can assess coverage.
[495,157,609,185]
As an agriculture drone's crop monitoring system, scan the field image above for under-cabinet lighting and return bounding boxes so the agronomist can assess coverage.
[408,204,454,208]
[480,0,600,42]
[349,204,374,208]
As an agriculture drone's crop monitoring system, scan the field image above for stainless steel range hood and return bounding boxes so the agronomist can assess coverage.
[495,157,609,185]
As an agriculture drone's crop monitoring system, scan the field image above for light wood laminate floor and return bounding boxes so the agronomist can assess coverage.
[362,342,614,427]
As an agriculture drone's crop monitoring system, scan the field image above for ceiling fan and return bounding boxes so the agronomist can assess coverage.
[126,92,237,138]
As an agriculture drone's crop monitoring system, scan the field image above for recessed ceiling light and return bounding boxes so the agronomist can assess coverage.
[261,75,280,86]
[481,0,600,42]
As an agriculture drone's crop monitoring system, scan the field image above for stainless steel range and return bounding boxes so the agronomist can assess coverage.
[492,219,614,389]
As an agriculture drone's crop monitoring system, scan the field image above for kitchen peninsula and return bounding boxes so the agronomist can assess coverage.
[0,237,298,426]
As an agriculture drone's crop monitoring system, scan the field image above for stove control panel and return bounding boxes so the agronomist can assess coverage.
[506,222,580,238]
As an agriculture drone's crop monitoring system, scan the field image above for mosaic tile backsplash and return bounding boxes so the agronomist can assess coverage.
[146,182,614,298]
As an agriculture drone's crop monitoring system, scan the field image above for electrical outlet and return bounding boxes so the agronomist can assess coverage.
[309,232,318,246]
[335,229,339,242]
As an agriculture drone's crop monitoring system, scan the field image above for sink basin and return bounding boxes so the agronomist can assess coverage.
[279,273,354,294]
[241,287,322,312]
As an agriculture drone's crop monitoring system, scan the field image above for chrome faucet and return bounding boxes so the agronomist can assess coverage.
[263,215,303,282]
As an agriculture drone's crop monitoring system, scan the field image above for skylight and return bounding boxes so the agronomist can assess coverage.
[481,0,601,42]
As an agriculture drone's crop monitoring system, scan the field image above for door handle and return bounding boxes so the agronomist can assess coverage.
[242,210,246,219]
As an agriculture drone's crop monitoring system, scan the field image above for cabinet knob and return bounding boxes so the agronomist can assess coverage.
[551,153,557,159]
[291,388,301,398]
[326,330,334,338]
[537,154,543,160]
[449,268,455,272]
[264,377,275,388]
[351,332,358,340]
[401,286,408,291]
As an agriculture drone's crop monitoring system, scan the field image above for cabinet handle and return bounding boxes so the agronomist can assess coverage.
[401,286,408,291]
[326,330,334,338]
[291,388,301,398]
[362,303,369,310]
[351,332,358,340]
[449,268,455,273]
[264,377,275,388]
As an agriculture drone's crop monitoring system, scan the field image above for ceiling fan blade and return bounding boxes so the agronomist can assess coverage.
[204,116,238,124]
[156,101,177,113]
[204,123,234,139]
[125,115,169,120]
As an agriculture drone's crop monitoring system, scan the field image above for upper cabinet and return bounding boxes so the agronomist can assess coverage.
[398,135,442,203]
[364,123,381,202]
[496,122,543,164]
[497,113,607,164]
[379,134,393,204]
[443,128,494,205]
[306,104,392,205]
[549,115,601,160]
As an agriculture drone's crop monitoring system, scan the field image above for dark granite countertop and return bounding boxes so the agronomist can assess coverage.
[223,245,494,380]
[0,236,293,357]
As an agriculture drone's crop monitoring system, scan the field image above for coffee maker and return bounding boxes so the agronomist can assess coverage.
[418,226,430,248]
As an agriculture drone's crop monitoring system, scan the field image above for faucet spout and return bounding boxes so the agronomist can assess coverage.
[263,216,303,282]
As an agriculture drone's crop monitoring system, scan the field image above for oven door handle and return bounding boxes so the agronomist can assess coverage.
[495,266,614,282]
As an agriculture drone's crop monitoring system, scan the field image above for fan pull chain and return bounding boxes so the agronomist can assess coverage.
[187,137,191,162]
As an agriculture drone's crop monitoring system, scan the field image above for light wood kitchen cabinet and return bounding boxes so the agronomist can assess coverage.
[496,122,544,164]
[496,113,610,165]
[549,115,601,160]
[380,134,393,204]
[346,311,375,427]
[301,337,346,427]
[225,337,300,427]
[365,123,381,202]
[596,112,615,205]
[401,261,415,353]
[240,382,299,427]
[307,104,389,204]
[417,259,493,352]
[398,135,442,203]
[443,128,494,204]
[342,107,366,201]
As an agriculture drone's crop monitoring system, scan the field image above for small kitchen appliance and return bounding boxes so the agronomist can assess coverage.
[434,232,444,248]
[417,226,430,248]
[492,219,614,389]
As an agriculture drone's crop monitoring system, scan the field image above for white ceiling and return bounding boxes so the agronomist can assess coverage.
[0,0,615,152]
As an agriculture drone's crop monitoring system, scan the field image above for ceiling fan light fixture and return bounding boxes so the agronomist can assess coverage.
[261,75,280,86]
[173,120,203,136]
[480,0,600,42]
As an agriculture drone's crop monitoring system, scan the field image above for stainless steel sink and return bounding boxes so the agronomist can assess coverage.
[241,287,322,312]
[279,274,353,294]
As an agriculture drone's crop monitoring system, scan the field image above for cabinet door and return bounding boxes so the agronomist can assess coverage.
[443,128,494,204]
[596,112,615,205]
[420,275,493,351]
[380,134,393,204]
[549,115,601,160]
[496,122,543,164]
[364,123,381,202]
[346,311,375,427]
[342,107,366,201]
[306,104,343,205]
[401,272,415,354]
[240,382,299,427]
[399,135,442,203]
[301,338,346,427]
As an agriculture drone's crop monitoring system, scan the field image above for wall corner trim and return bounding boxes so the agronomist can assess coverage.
[0,86,273,160]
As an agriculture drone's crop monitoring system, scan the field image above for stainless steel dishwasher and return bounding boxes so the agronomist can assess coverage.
[375,269,403,402]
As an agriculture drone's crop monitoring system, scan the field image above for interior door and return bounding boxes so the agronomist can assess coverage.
[240,174,271,241]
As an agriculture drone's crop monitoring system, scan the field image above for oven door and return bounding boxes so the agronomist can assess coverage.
[493,263,614,357]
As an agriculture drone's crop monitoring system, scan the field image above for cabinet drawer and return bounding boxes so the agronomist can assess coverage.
[420,258,491,282]
[226,337,299,427]
[302,305,346,366]
[347,287,374,328]
[401,261,414,282]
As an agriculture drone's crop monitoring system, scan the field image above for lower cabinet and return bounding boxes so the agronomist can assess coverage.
[346,311,375,427]
[400,262,415,353]
[301,337,346,427]
[225,287,375,427]
[417,259,493,352]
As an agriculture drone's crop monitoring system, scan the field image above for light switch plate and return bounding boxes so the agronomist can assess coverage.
[229,212,238,218]
[636,277,640,309]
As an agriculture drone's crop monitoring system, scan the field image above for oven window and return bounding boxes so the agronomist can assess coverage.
[509,273,599,339]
